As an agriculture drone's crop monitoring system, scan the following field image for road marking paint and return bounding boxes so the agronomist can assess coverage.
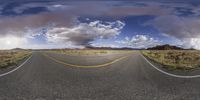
[43,54,129,68]
[140,53,200,79]
[0,55,32,77]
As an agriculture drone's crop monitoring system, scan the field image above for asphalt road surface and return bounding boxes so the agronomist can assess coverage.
[0,52,200,100]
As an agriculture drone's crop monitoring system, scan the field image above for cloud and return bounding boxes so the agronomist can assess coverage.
[146,15,200,39]
[91,43,120,48]
[0,1,172,16]
[57,1,174,17]
[105,6,172,16]
[181,38,200,49]
[146,15,200,49]
[0,35,28,49]
[0,12,76,37]
[13,1,200,17]
[0,13,124,48]
[116,35,161,48]
[0,1,192,37]
[0,1,199,49]
[46,20,125,46]
[0,10,76,49]
[0,1,173,38]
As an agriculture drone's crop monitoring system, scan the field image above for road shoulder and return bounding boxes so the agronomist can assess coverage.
[0,55,32,77]
[140,53,200,78]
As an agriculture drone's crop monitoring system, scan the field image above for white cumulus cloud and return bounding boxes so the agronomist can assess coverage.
[116,35,161,48]
[46,20,125,46]
[146,15,200,49]
[181,38,200,49]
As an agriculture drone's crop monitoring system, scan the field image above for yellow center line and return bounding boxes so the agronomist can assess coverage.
[43,54,130,68]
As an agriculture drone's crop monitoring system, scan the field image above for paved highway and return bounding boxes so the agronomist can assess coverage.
[0,52,200,100]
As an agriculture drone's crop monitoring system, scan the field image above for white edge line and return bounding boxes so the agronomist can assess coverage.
[140,53,200,79]
[0,55,32,77]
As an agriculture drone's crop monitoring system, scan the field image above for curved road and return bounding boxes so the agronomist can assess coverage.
[0,52,200,100]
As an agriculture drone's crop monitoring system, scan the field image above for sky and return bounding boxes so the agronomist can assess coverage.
[0,0,200,49]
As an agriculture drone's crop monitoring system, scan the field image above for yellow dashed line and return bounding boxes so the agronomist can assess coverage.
[43,54,129,68]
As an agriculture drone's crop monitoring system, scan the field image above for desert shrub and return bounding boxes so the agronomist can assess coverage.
[0,51,31,68]
[142,50,200,70]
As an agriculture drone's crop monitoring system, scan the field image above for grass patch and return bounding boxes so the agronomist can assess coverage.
[142,50,200,70]
[0,50,31,69]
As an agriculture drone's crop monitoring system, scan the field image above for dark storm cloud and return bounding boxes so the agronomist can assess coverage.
[0,12,76,37]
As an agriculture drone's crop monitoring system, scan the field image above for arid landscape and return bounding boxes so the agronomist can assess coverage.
[1,0,200,100]
[142,50,200,70]
[47,49,134,56]
[1,46,200,71]
[0,50,31,69]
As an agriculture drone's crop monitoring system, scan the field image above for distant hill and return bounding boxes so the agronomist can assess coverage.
[147,44,184,50]
[85,46,139,50]
[11,48,25,51]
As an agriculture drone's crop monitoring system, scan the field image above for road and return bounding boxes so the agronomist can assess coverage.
[0,52,200,100]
